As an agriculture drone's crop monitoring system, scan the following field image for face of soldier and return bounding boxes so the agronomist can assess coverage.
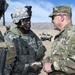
[21,18,31,30]
[51,14,63,31]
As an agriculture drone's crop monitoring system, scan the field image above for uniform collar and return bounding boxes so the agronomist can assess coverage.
[54,22,73,39]
[61,22,72,32]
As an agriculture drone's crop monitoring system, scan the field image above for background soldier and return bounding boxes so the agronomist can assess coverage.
[0,0,17,75]
[4,6,46,75]
[31,5,75,75]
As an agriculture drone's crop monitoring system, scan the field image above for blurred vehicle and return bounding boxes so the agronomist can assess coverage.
[40,33,53,41]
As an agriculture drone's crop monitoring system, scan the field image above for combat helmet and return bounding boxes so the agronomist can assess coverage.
[11,6,32,23]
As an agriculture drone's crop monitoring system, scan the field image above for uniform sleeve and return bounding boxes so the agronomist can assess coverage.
[50,30,75,73]
[35,37,46,61]
[4,31,17,75]
[31,30,46,61]
[4,31,19,42]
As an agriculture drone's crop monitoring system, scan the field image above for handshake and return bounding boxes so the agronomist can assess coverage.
[31,61,53,73]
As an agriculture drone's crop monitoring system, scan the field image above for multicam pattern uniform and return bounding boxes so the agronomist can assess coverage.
[50,22,75,74]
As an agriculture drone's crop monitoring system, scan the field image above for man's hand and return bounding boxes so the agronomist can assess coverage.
[31,62,53,73]
[43,62,53,73]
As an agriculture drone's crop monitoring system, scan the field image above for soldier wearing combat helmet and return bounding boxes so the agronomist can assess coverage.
[31,5,75,75]
[4,6,46,75]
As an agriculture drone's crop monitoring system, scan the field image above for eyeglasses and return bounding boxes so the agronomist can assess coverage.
[51,15,56,20]
[51,14,67,20]
[51,14,61,20]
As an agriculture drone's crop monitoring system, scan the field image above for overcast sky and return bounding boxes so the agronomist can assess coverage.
[1,0,75,24]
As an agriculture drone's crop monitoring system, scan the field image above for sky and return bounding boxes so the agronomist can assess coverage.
[1,0,75,24]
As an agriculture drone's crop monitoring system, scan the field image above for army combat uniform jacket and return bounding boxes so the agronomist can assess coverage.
[50,22,75,74]
[4,27,46,75]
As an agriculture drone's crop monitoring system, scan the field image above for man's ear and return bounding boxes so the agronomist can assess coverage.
[61,15,64,22]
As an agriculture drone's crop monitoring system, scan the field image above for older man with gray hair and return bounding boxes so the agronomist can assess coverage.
[32,5,75,75]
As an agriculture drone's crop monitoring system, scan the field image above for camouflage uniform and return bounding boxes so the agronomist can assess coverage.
[4,28,46,61]
[47,6,75,75]
[49,22,75,74]
[4,6,46,75]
